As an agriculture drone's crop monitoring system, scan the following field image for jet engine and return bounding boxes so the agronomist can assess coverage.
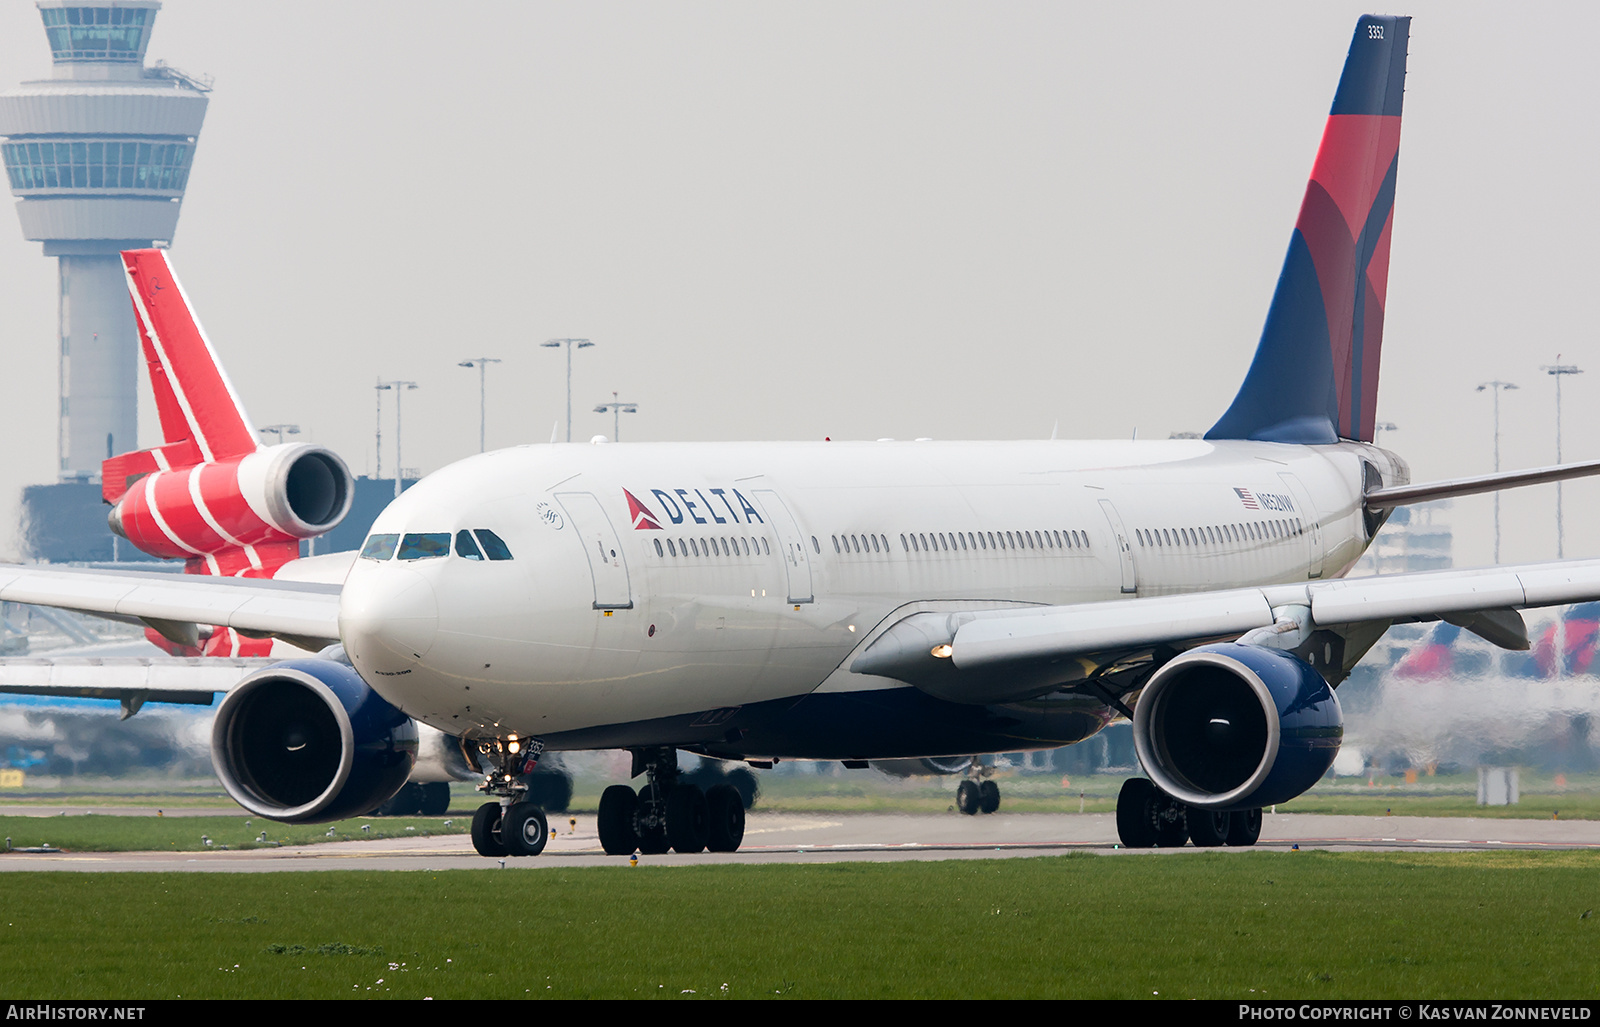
[1132,643,1342,811]
[109,443,354,559]
[211,659,417,824]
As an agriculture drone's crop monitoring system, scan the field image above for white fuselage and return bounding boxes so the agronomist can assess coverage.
[336,438,1402,755]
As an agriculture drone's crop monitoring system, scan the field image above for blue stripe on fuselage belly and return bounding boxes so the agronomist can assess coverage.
[539,687,1116,760]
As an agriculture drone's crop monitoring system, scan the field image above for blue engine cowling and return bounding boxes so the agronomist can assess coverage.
[211,658,418,824]
[1132,643,1342,811]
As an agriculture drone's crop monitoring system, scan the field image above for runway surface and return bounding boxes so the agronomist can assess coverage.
[3,810,1598,872]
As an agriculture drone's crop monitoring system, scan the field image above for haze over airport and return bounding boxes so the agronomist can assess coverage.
[1,1,1596,569]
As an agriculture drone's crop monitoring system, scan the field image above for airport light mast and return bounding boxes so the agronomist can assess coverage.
[593,392,638,442]
[0,1,209,482]
[1542,359,1583,559]
[376,381,418,498]
[542,338,593,443]
[1477,380,1518,563]
[457,357,502,453]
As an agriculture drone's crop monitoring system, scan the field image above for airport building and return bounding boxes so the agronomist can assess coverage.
[0,1,210,561]
[1,1,208,481]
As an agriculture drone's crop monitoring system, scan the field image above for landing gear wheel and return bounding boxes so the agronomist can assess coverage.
[470,801,508,857]
[1154,794,1188,848]
[598,785,640,856]
[1187,807,1230,847]
[666,784,710,854]
[1115,778,1158,848]
[706,784,745,852]
[1226,807,1263,847]
[504,802,549,857]
[956,780,981,815]
[419,782,451,816]
[636,783,670,854]
[978,780,1001,814]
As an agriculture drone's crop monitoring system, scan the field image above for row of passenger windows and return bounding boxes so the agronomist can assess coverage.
[804,529,1093,556]
[360,529,514,562]
[1136,518,1302,549]
[652,536,772,559]
[895,528,1090,554]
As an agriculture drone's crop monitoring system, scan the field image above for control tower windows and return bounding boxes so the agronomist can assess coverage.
[41,6,149,62]
[3,139,193,194]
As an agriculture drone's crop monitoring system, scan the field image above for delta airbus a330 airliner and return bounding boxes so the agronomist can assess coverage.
[6,14,1600,857]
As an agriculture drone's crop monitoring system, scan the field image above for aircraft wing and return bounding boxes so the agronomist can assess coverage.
[852,558,1600,705]
[0,655,269,717]
[0,563,340,652]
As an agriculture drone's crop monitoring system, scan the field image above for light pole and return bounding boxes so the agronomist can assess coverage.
[541,338,593,442]
[593,392,638,442]
[1477,380,1518,562]
[377,380,418,498]
[1542,358,1583,558]
[457,357,502,453]
[259,423,300,446]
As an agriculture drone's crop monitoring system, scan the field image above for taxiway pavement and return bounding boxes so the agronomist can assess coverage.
[2,810,1597,872]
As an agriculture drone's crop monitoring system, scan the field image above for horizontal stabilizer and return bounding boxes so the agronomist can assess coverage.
[1365,458,1600,508]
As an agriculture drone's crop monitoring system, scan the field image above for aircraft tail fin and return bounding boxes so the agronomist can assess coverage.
[118,249,260,462]
[1206,14,1409,445]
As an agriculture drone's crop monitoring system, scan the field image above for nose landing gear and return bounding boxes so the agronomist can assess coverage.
[469,736,551,858]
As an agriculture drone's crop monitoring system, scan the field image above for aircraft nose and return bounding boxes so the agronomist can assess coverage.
[340,564,439,665]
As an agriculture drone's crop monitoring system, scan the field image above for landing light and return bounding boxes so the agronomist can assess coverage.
[931,644,953,659]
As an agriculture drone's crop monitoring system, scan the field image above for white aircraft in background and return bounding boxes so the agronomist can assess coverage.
[5,14,1600,859]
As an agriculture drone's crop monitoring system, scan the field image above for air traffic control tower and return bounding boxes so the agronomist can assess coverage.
[0,1,207,483]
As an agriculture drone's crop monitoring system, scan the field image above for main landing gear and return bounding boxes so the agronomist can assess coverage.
[469,736,551,858]
[1114,778,1262,849]
[955,766,1001,815]
[597,748,747,856]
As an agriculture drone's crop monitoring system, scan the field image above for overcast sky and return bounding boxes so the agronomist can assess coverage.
[1,1,1598,569]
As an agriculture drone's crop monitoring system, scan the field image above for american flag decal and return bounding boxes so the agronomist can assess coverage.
[1234,487,1260,510]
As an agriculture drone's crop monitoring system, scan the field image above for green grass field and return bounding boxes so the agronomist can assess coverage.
[2,851,1597,999]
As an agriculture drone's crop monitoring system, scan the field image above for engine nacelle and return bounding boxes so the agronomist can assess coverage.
[211,659,418,824]
[109,443,354,560]
[1132,643,1342,811]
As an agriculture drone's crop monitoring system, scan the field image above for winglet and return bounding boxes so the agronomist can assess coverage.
[119,249,260,463]
[1207,15,1410,445]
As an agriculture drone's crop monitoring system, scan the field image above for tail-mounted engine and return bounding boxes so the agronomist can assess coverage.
[211,658,417,824]
[108,443,353,561]
[1132,643,1342,811]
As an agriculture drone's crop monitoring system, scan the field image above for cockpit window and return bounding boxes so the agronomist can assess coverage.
[455,529,484,560]
[474,529,513,561]
[359,533,399,561]
[397,532,451,560]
